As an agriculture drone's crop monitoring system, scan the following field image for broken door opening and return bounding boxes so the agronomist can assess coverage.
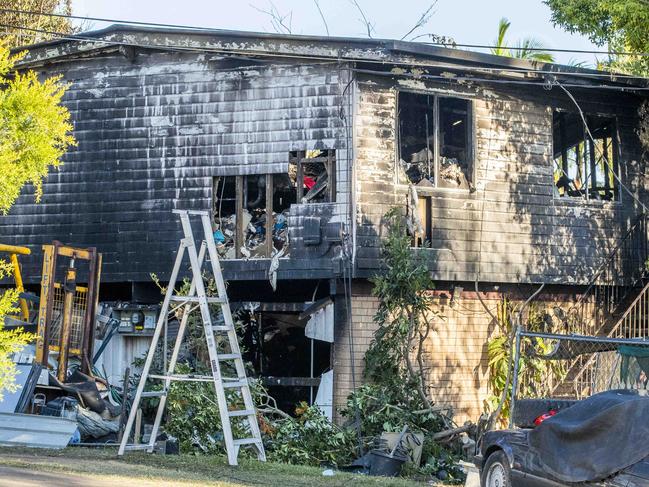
[239,308,331,414]
[212,174,296,259]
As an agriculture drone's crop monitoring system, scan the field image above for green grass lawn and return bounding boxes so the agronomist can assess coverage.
[0,447,431,486]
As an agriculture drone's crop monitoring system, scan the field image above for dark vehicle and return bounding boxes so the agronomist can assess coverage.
[475,391,649,487]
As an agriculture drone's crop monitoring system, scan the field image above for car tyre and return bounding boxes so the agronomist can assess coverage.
[481,451,511,487]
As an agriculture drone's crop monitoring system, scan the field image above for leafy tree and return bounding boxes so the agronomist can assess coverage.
[0,43,74,398]
[544,0,649,75]
[0,0,76,49]
[491,17,555,62]
[0,260,33,401]
[0,45,75,214]
[364,208,439,410]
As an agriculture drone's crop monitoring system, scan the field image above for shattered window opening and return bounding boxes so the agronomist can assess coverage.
[552,111,620,201]
[212,174,296,259]
[289,149,336,203]
[398,91,473,189]
[212,176,237,260]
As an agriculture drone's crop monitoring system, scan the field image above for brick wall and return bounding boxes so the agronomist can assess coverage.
[331,288,529,424]
[331,286,592,424]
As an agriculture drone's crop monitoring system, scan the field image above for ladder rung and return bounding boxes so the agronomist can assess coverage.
[124,445,151,452]
[228,409,256,417]
[233,438,262,446]
[170,295,226,304]
[211,325,232,332]
[218,353,241,360]
[149,374,214,382]
[223,380,248,389]
[141,390,167,398]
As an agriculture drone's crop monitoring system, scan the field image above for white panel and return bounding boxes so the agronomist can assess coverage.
[314,370,333,421]
[304,303,334,343]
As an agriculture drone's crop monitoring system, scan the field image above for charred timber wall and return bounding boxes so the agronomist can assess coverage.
[353,73,646,285]
[0,51,352,284]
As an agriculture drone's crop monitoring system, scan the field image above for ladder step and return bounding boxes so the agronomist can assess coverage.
[233,438,262,446]
[218,353,241,360]
[124,445,152,452]
[141,390,167,398]
[149,374,214,382]
[211,325,233,332]
[170,295,226,304]
[228,409,256,417]
[223,380,248,389]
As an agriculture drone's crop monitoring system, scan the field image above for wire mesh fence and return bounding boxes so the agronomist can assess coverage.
[514,332,649,403]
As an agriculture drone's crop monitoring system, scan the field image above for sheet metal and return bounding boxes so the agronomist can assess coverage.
[0,412,77,449]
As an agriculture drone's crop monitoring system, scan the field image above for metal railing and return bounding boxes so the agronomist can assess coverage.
[568,213,649,336]
[544,213,649,397]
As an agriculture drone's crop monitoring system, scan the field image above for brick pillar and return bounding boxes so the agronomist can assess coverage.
[332,291,380,423]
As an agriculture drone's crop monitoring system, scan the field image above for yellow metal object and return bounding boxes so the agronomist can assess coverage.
[36,245,55,365]
[36,242,101,379]
[0,243,31,322]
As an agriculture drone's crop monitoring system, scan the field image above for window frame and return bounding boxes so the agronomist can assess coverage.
[552,109,622,204]
[395,89,476,192]
[290,149,337,203]
[212,174,275,259]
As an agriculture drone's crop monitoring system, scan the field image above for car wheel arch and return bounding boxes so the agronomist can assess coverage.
[484,444,514,469]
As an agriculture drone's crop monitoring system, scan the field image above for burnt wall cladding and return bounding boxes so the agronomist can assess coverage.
[354,75,645,285]
[1,51,349,283]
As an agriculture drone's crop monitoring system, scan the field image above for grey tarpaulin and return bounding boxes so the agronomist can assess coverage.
[527,390,649,482]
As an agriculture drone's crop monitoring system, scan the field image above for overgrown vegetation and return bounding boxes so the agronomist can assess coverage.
[486,298,565,426]
[364,208,439,410]
[342,209,465,483]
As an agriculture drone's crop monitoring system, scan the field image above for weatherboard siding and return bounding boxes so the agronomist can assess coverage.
[1,51,352,283]
[353,72,645,285]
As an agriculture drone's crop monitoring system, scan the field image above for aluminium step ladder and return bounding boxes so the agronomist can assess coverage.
[117,209,266,465]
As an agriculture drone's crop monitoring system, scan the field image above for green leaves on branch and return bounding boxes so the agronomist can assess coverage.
[544,0,649,75]
[365,208,438,410]
[0,45,75,214]
[491,17,555,63]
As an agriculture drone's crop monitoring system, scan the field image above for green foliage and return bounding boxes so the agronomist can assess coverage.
[0,44,76,214]
[342,209,464,482]
[1,1,76,49]
[265,402,357,466]
[343,383,445,440]
[545,0,649,75]
[0,260,35,400]
[491,17,555,62]
[485,299,565,426]
[365,208,438,408]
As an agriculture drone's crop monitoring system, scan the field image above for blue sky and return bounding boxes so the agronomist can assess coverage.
[71,0,602,66]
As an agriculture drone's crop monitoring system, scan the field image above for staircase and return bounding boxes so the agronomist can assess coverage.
[550,213,649,397]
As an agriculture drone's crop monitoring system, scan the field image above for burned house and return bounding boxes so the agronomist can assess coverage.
[2,25,649,421]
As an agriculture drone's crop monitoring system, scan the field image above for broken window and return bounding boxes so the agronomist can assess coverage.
[553,111,620,201]
[212,174,295,259]
[398,91,473,189]
[289,150,336,203]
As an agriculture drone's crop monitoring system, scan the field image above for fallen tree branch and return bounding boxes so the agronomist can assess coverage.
[431,423,473,441]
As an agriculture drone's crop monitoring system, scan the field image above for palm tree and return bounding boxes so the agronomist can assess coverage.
[491,17,555,62]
